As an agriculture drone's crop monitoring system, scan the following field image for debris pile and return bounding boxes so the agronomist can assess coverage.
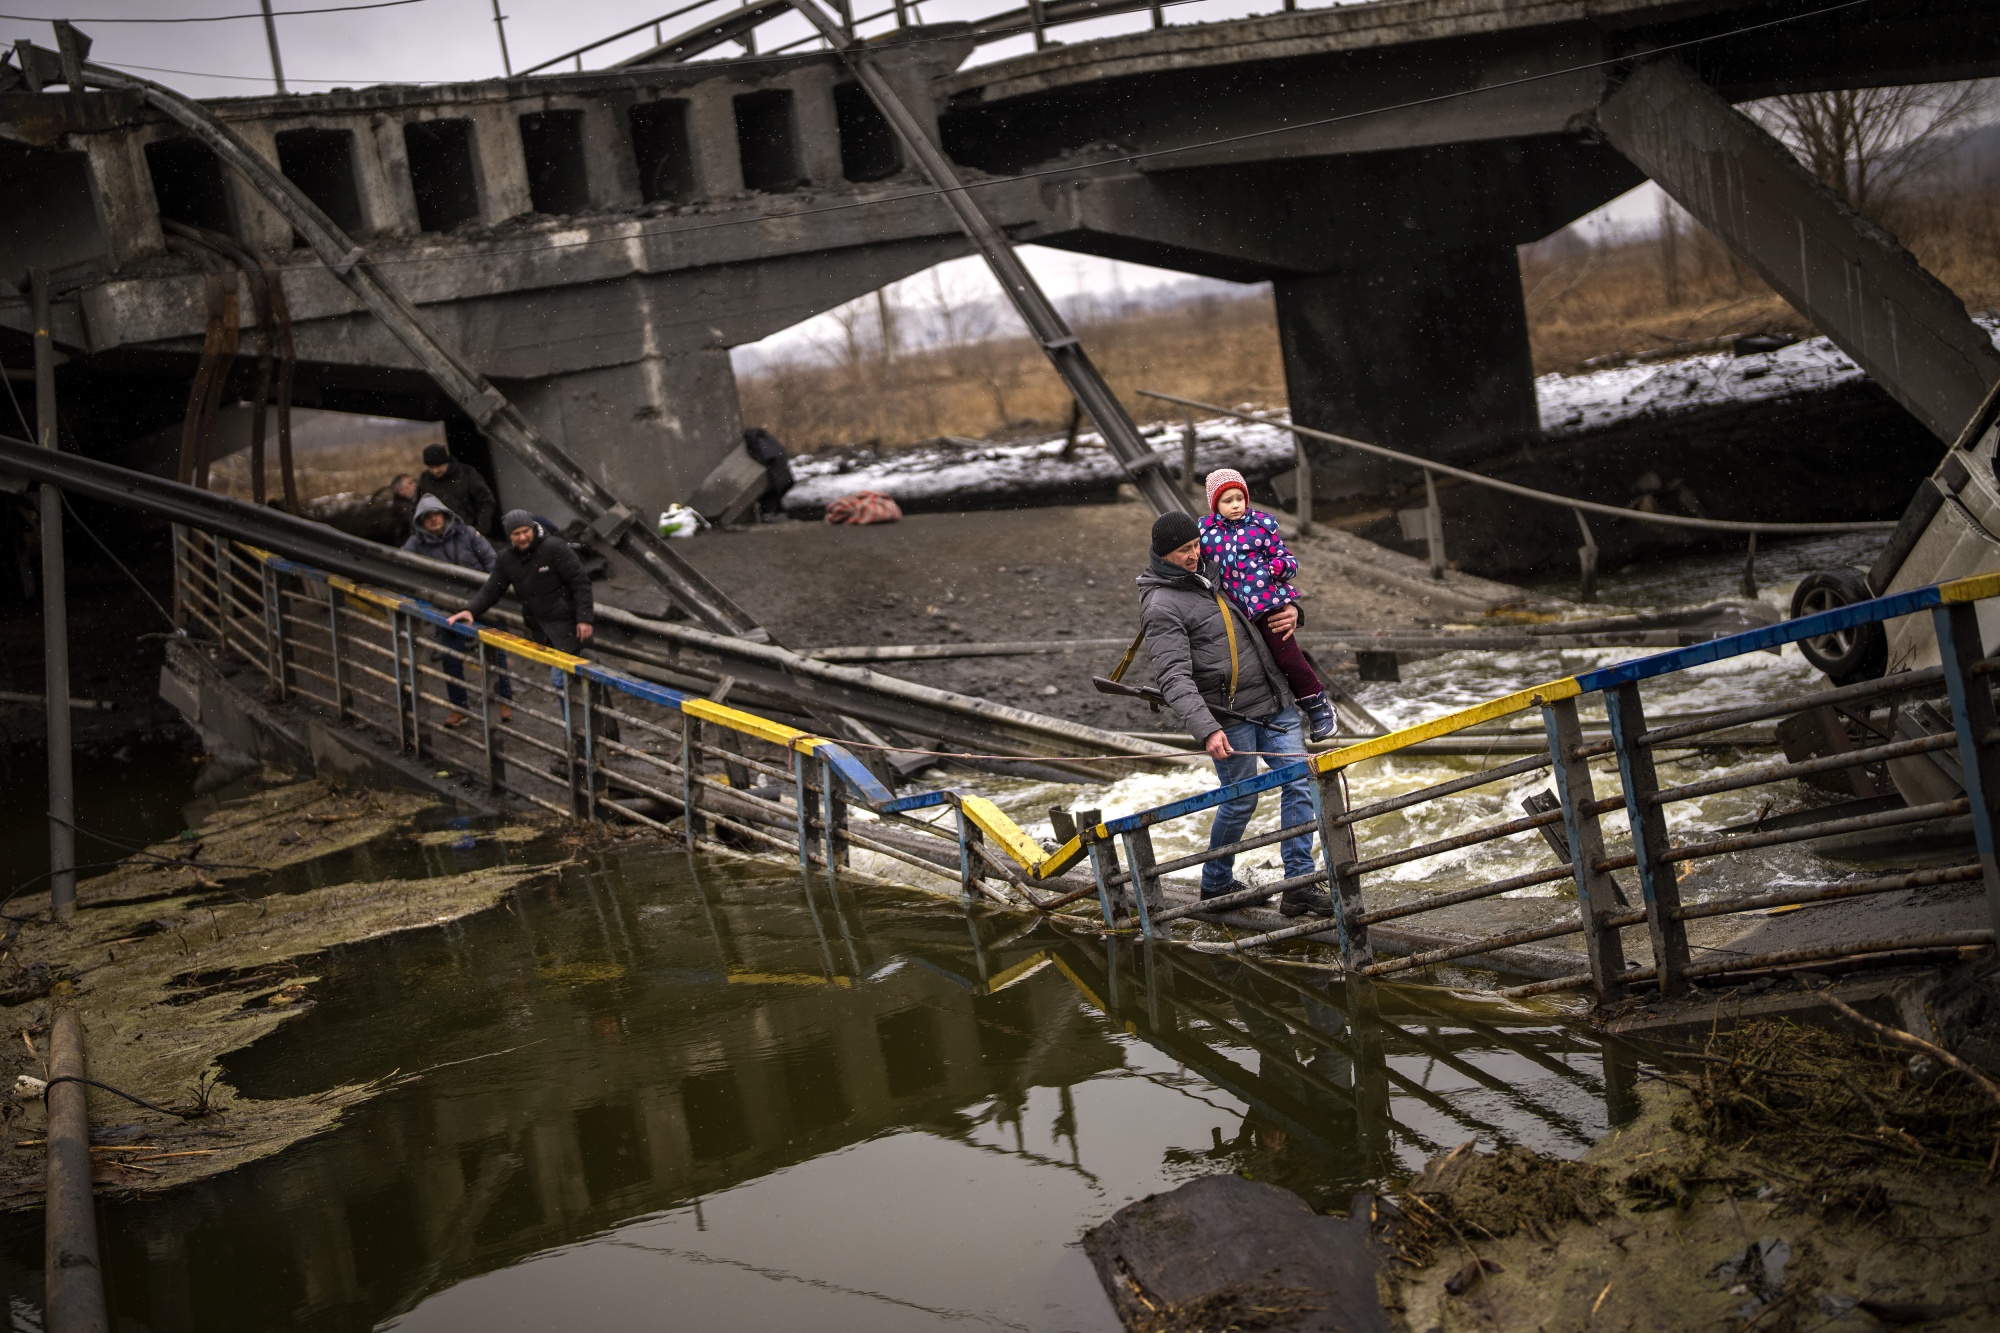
[1381,1010,2000,1331]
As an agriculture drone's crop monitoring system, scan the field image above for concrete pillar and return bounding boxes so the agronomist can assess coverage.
[365,111,423,236]
[1598,58,2000,444]
[80,131,165,266]
[222,120,295,252]
[467,104,533,224]
[1273,241,1537,502]
[348,115,410,237]
[491,349,745,529]
[685,83,746,199]
[577,99,642,210]
[790,66,844,189]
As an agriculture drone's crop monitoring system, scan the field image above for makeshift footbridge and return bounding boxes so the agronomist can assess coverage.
[111,459,2000,1005]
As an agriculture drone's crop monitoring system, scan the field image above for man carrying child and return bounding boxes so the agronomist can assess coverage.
[1136,508,1334,916]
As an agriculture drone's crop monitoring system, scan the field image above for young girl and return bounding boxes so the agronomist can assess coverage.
[1199,468,1337,742]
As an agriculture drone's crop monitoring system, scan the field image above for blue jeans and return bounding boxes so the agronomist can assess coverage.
[435,626,511,710]
[1201,706,1317,895]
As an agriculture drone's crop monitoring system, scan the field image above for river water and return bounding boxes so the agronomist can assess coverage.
[0,534,1883,1331]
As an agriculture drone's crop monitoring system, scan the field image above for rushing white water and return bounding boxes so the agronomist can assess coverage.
[859,532,1904,969]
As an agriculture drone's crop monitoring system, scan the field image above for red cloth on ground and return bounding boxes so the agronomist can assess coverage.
[824,491,903,525]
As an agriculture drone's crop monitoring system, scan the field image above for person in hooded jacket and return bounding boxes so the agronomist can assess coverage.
[403,493,510,725]
[416,443,498,535]
[1136,511,1333,917]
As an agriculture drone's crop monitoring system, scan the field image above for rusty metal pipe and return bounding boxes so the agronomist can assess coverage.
[44,1012,107,1333]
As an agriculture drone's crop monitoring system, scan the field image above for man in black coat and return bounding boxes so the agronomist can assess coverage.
[416,443,498,535]
[448,509,593,653]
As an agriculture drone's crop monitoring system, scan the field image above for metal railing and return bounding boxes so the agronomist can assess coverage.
[172,524,2000,1001]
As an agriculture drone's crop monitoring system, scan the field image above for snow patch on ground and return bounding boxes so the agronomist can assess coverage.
[783,323,1998,513]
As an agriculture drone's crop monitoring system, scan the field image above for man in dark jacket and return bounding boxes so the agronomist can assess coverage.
[1137,511,1332,916]
[416,443,498,535]
[448,509,611,742]
[404,493,508,725]
[448,508,593,654]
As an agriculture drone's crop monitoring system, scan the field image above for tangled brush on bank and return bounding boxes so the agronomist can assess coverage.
[1384,1142,1610,1268]
[1672,1018,2000,1182]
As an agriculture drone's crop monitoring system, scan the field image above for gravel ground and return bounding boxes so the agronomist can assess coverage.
[636,500,1532,736]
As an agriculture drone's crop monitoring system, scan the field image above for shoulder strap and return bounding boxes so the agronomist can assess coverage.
[1213,592,1240,706]
[1108,627,1146,683]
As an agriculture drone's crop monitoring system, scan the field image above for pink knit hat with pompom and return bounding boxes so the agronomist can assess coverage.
[1204,468,1249,515]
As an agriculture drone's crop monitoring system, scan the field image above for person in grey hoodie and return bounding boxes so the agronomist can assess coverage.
[1136,511,1332,916]
[403,493,508,724]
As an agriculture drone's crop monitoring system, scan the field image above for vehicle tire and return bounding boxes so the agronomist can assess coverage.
[1790,569,1887,683]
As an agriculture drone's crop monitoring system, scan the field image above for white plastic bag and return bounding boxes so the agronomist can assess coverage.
[657,504,708,539]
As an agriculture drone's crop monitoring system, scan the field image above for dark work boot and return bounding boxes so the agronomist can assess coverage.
[1201,879,1270,906]
[1300,692,1337,743]
[1279,887,1336,918]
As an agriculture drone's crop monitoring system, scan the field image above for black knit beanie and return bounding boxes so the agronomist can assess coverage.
[1150,511,1200,557]
[422,443,451,466]
[500,509,538,537]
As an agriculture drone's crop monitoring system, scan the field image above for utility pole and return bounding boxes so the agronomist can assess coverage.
[258,0,287,93]
[491,0,513,76]
[31,270,75,925]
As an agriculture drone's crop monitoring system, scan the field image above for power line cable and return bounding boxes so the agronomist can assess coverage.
[0,0,429,22]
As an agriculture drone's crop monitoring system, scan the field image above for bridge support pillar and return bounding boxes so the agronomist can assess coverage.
[490,350,745,531]
[1272,241,1537,505]
[1597,57,2000,444]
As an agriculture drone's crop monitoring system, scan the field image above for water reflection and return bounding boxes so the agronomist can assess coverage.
[0,846,1644,1332]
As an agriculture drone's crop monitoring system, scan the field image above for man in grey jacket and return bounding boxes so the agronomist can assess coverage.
[1137,512,1333,916]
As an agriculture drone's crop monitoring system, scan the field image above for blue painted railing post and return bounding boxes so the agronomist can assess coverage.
[388,609,410,754]
[1309,765,1371,968]
[679,716,704,843]
[793,751,816,881]
[1932,601,2000,943]
[559,671,581,815]
[1542,696,1628,1001]
[1605,683,1690,996]
[1119,827,1158,937]
[324,582,344,723]
[579,671,598,820]
[955,801,981,901]
[819,754,844,874]
[476,637,497,794]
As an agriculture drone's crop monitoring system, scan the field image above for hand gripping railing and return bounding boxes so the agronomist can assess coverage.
[173,523,2000,1002]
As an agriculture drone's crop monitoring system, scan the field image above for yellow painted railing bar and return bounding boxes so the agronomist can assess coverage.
[476,630,587,670]
[959,794,1051,871]
[1941,571,2000,603]
[1036,836,1086,880]
[1311,677,1582,772]
[978,951,1051,996]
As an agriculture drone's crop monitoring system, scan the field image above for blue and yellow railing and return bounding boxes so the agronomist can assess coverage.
[174,524,2000,1002]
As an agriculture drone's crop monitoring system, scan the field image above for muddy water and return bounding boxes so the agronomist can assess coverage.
[0,841,1640,1331]
[0,536,1876,1329]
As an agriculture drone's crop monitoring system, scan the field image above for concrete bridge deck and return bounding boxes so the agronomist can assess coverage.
[1,0,1996,527]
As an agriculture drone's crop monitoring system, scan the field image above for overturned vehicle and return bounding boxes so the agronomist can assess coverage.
[1783,389,2000,860]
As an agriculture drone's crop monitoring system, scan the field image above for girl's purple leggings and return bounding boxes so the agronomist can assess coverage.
[1254,614,1322,700]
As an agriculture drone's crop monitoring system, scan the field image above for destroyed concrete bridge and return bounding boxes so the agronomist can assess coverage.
[3,0,1999,526]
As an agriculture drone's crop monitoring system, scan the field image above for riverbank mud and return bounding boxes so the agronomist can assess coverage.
[1382,1017,2000,1331]
[0,777,565,1208]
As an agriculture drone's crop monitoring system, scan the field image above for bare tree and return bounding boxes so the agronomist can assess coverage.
[1751,80,1994,218]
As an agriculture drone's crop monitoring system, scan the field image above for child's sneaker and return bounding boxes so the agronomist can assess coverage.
[1300,693,1337,743]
